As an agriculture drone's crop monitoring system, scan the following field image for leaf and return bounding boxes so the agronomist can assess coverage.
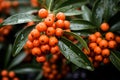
[110,51,120,71]
[64,8,83,16]
[8,52,27,70]
[70,20,96,31]
[46,0,54,11]
[64,31,89,51]
[13,68,41,74]
[4,44,12,68]
[1,11,40,26]
[71,63,79,71]
[12,25,34,56]
[35,72,43,80]
[109,21,120,32]
[58,37,94,71]
[81,5,92,21]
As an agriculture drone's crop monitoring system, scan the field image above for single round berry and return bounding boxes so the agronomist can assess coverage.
[38,8,48,18]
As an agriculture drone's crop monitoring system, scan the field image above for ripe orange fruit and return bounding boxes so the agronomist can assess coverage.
[36,55,46,62]
[56,12,65,20]
[93,61,99,67]
[31,29,40,38]
[89,42,97,50]
[12,1,19,7]
[35,22,47,32]
[64,20,70,29]
[13,77,19,80]
[94,46,102,55]
[88,34,97,42]
[55,28,63,37]
[103,58,110,64]
[47,13,55,21]
[26,40,33,49]
[108,40,117,49]
[115,36,120,43]
[96,37,102,44]
[2,77,9,80]
[48,74,54,79]
[82,48,90,55]
[40,44,50,53]
[94,32,101,38]
[33,39,40,47]
[101,48,110,57]
[49,37,58,46]
[105,32,115,41]
[100,22,109,31]
[28,33,34,41]
[50,46,60,54]
[88,57,93,63]
[31,47,41,56]
[94,55,103,62]
[44,17,54,27]
[46,27,55,36]
[39,35,49,45]
[38,8,48,18]
[8,71,15,78]
[99,40,108,48]
[52,54,59,60]
[1,70,8,76]
[56,20,64,28]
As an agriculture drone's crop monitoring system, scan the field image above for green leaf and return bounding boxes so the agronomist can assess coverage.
[58,37,94,71]
[8,52,27,70]
[71,63,79,71]
[64,8,83,16]
[13,68,41,74]
[64,31,89,51]
[35,72,43,80]
[70,20,96,31]
[109,21,120,32]
[1,11,40,26]
[110,51,120,71]
[12,25,34,56]
[4,44,12,68]
[81,5,92,21]
[46,0,54,11]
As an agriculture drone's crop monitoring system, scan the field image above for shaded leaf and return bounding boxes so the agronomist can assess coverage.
[110,51,120,71]
[35,72,43,80]
[8,52,27,70]
[46,0,54,11]
[58,37,94,71]
[110,21,120,32]
[70,20,96,31]
[12,25,34,56]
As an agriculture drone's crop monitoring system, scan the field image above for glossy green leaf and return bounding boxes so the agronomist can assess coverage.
[64,31,89,51]
[46,0,54,11]
[70,20,96,31]
[71,63,79,71]
[110,21,120,32]
[4,44,12,68]
[1,11,40,27]
[81,5,92,21]
[58,37,94,71]
[35,72,43,80]
[110,51,120,71]
[8,52,27,70]
[12,25,34,56]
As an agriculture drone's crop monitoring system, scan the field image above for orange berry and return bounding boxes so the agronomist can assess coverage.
[44,67,51,73]
[31,47,41,56]
[51,23,56,29]
[28,33,34,41]
[55,28,63,37]
[56,12,65,20]
[94,46,102,55]
[40,44,50,53]
[108,40,117,49]
[101,48,110,57]
[64,20,70,29]
[94,55,103,62]
[13,77,19,80]
[50,46,60,54]
[44,17,54,27]
[56,20,64,28]
[46,27,55,36]
[88,57,93,63]
[89,42,97,50]
[99,40,108,48]
[39,35,49,45]
[115,36,120,43]
[26,40,33,49]
[51,64,57,69]
[2,77,9,80]
[36,55,46,62]
[52,54,59,60]
[93,62,99,67]
[38,8,48,18]
[33,39,40,47]
[47,13,55,21]
[8,71,15,78]
[96,37,102,44]
[103,58,110,64]
[31,29,40,38]
[88,34,97,42]
[49,36,58,46]
[105,32,115,41]
[94,32,101,38]
[82,48,90,55]
[35,22,47,32]
[1,70,8,76]
[100,22,109,31]
[12,1,19,7]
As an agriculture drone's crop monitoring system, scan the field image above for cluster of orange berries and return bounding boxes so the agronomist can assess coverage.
[0,18,12,42]
[42,54,70,80]
[0,70,19,80]
[26,8,70,63]
[0,0,19,14]
[83,22,120,67]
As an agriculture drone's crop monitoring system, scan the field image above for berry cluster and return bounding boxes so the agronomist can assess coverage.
[0,70,19,80]
[26,8,70,63]
[83,23,120,67]
[0,18,12,42]
[42,54,70,80]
